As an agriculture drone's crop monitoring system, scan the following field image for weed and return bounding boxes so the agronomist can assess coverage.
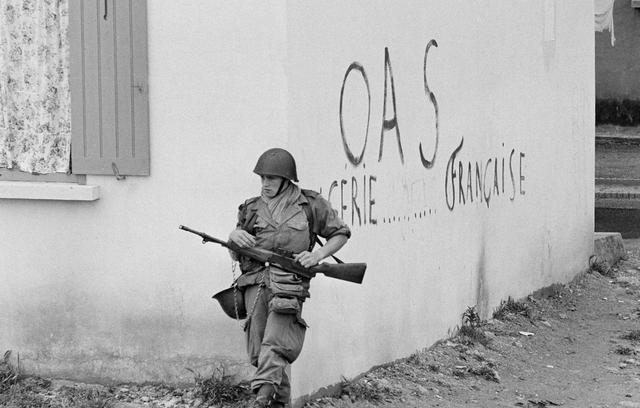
[615,345,636,355]
[52,386,113,408]
[340,376,401,403]
[462,306,481,328]
[187,367,251,405]
[0,387,46,408]
[589,255,612,276]
[0,350,20,393]
[458,307,489,346]
[621,330,640,342]
[406,352,428,368]
[469,365,500,383]
[452,368,466,378]
[0,375,113,408]
[458,325,490,346]
[492,297,531,320]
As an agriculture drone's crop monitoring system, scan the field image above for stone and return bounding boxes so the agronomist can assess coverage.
[594,232,626,266]
[619,402,640,407]
[49,380,107,392]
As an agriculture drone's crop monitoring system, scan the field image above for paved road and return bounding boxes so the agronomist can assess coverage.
[596,137,640,182]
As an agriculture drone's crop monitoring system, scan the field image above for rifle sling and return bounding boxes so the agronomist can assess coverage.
[314,236,344,264]
[242,193,343,264]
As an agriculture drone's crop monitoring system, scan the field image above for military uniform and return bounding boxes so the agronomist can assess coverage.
[235,188,350,407]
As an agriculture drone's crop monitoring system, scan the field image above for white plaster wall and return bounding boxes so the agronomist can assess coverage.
[285,0,594,397]
[0,2,288,382]
[0,0,594,403]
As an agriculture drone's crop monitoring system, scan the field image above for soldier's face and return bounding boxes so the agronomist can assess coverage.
[261,175,285,198]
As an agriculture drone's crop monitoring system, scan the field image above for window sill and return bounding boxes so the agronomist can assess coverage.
[0,181,100,201]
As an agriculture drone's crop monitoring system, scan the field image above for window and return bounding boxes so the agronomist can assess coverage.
[0,0,149,183]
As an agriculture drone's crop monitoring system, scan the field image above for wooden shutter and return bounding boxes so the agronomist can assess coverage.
[69,0,149,176]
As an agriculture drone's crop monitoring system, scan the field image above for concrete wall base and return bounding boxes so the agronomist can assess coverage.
[594,232,626,266]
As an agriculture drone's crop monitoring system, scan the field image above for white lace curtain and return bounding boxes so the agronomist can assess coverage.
[0,0,71,174]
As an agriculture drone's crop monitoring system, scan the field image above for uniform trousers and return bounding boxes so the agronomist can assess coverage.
[243,284,307,406]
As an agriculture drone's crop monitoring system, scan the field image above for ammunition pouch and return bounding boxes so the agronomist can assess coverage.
[267,267,308,315]
[269,281,306,298]
[268,268,310,299]
[268,296,301,315]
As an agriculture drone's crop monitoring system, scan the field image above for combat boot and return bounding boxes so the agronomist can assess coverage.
[254,383,277,407]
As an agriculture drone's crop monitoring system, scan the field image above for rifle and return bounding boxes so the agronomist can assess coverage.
[179,225,366,284]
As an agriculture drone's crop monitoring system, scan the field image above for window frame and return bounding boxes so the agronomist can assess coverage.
[0,168,85,184]
[0,0,149,185]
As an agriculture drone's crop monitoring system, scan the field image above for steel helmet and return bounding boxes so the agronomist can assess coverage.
[212,286,247,319]
[253,148,298,182]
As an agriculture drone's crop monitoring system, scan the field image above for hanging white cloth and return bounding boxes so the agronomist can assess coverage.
[595,0,616,46]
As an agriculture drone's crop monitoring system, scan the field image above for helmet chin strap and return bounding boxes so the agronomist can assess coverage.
[275,179,289,196]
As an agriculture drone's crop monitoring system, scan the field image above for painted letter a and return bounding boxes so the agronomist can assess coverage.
[378,47,404,164]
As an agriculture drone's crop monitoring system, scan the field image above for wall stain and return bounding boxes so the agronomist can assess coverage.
[475,240,490,320]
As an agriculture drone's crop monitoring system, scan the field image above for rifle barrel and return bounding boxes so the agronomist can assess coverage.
[179,225,228,246]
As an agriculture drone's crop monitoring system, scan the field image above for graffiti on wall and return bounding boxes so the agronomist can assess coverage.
[337,41,440,169]
[445,138,526,211]
[323,41,526,227]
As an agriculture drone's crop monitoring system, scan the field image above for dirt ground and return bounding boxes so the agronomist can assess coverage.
[2,242,640,408]
[300,241,640,408]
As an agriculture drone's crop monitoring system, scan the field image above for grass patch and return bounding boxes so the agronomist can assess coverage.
[492,297,531,320]
[457,306,490,346]
[458,325,489,345]
[0,350,20,393]
[187,367,251,406]
[621,330,640,342]
[615,345,636,355]
[406,352,428,368]
[469,365,501,383]
[51,386,112,408]
[339,376,401,403]
[0,376,112,408]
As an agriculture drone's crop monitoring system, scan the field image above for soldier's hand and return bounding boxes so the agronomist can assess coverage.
[294,251,322,268]
[229,229,256,248]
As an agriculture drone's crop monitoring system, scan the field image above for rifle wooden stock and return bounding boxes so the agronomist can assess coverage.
[310,262,366,284]
[179,225,366,284]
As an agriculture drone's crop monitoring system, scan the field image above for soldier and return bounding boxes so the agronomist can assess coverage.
[228,148,351,408]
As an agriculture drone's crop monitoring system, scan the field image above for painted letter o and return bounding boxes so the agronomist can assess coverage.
[339,62,371,166]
